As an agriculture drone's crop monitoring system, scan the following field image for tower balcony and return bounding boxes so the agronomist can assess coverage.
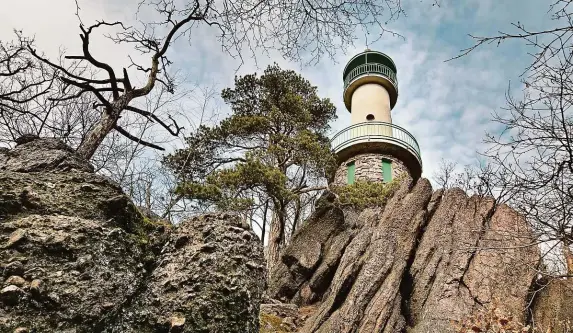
[343,51,399,111]
[331,121,422,179]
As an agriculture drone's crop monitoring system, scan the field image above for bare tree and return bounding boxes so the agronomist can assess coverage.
[10,0,431,159]
[97,81,224,223]
[0,36,101,148]
[432,159,505,199]
[0,37,219,223]
[432,158,457,189]
[456,0,573,276]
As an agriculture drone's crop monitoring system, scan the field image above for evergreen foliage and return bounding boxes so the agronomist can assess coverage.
[165,63,336,209]
[332,180,400,209]
[164,64,337,263]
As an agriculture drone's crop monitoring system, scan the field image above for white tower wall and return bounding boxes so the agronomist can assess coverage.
[350,83,392,124]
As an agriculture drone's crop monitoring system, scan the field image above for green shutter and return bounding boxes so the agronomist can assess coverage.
[382,159,392,183]
[347,162,355,185]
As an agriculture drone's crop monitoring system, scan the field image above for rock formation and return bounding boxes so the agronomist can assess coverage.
[267,178,541,332]
[2,137,568,333]
[533,279,573,333]
[114,213,266,333]
[0,137,265,333]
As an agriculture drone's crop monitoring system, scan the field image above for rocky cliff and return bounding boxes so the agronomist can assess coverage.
[267,178,541,332]
[1,137,568,333]
[0,138,266,333]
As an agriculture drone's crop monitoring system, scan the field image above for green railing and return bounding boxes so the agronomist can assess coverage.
[343,63,398,91]
[331,121,421,164]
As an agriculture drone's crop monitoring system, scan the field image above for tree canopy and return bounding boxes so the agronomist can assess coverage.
[165,64,337,269]
[445,0,573,277]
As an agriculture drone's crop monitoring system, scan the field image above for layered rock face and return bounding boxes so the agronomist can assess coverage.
[268,178,540,332]
[0,138,265,333]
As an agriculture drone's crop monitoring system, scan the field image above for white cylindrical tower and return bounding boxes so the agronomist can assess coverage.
[343,50,399,116]
[331,49,422,185]
[350,83,392,124]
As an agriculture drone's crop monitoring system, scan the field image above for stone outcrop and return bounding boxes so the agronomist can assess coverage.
[114,213,266,333]
[268,179,541,332]
[0,135,93,173]
[0,137,265,333]
[4,136,566,333]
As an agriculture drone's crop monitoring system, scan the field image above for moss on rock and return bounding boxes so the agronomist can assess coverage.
[259,313,294,333]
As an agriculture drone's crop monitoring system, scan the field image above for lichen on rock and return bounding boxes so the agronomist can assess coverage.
[114,212,266,333]
[0,138,266,333]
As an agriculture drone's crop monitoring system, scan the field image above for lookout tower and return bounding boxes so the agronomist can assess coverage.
[331,50,422,185]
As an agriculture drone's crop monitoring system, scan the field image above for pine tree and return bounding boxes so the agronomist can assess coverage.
[164,64,337,272]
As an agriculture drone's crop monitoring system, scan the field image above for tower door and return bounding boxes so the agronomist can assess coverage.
[347,161,356,185]
[382,159,392,183]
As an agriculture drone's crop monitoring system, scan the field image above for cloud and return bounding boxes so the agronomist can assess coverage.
[0,0,555,185]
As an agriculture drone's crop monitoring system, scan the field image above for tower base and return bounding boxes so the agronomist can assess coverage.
[332,153,410,186]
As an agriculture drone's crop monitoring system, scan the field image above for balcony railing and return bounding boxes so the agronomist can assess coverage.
[343,63,398,91]
[331,121,421,164]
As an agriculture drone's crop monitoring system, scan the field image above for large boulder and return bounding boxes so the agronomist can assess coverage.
[269,179,541,333]
[114,213,266,333]
[0,136,93,173]
[0,138,266,333]
[1,138,152,332]
[0,214,151,332]
[407,190,539,332]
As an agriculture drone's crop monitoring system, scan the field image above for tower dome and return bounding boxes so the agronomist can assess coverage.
[343,49,398,112]
[331,50,422,185]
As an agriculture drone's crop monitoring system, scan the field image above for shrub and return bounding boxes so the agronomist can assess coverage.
[331,179,401,209]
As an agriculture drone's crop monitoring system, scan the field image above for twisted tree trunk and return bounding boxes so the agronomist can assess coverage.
[76,110,118,160]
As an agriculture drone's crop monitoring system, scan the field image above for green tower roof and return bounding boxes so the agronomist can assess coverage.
[343,50,397,80]
[342,50,399,111]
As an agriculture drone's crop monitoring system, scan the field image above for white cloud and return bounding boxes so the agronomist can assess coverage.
[0,0,554,185]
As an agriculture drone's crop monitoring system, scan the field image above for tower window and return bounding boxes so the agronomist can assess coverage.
[382,159,392,183]
[347,161,355,185]
[366,114,375,121]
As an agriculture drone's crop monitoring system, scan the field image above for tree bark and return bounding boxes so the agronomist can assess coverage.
[290,197,302,240]
[563,239,573,276]
[145,180,152,211]
[76,95,132,160]
[267,204,287,277]
[261,200,269,245]
[76,110,118,160]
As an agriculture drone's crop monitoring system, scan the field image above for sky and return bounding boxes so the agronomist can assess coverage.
[0,0,556,182]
